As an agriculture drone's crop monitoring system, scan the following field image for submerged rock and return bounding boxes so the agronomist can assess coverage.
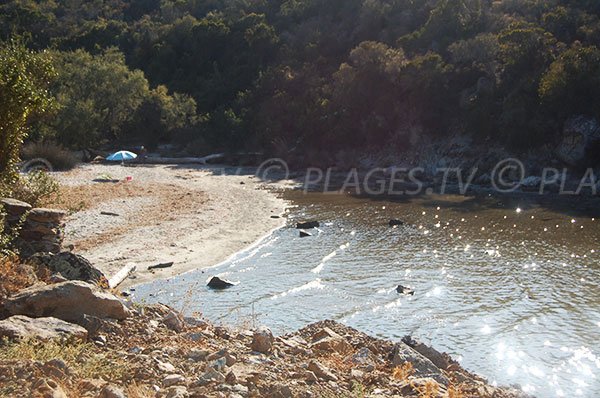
[207,276,235,289]
[388,219,405,227]
[296,221,320,229]
[396,285,414,295]
[299,230,312,238]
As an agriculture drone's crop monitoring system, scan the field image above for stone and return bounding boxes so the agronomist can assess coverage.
[28,252,106,285]
[165,386,189,398]
[307,360,338,381]
[32,378,67,398]
[310,335,352,355]
[210,357,227,372]
[42,359,72,379]
[251,327,274,354]
[187,348,209,362]
[396,285,414,295]
[401,336,450,371]
[156,360,176,373]
[163,374,186,387]
[268,383,293,398]
[225,371,237,385]
[1,198,32,217]
[0,315,87,341]
[296,221,320,229]
[98,384,126,398]
[391,343,449,386]
[388,219,404,227]
[2,281,130,322]
[207,276,235,289]
[163,311,185,332]
[27,208,67,223]
[299,230,312,238]
[197,368,225,385]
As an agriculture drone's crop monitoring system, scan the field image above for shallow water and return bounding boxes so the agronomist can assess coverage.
[133,192,600,397]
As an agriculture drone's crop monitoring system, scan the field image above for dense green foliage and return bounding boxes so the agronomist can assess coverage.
[2,0,600,156]
[0,40,54,190]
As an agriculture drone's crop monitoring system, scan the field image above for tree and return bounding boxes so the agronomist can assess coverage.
[0,40,54,188]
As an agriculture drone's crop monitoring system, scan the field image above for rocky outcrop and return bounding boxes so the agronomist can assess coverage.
[28,252,107,286]
[392,342,449,385]
[2,281,130,322]
[557,116,600,168]
[0,315,88,341]
[1,199,66,255]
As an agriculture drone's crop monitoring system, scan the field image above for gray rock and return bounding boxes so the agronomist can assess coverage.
[402,336,451,370]
[207,276,235,290]
[98,384,126,398]
[29,252,106,285]
[197,368,225,385]
[165,386,189,398]
[187,348,209,362]
[251,327,274,354]
[391,343,449,386]
[2,281,130,322]
[0,315,87,341]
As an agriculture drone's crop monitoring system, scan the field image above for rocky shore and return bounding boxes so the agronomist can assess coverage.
[0,263,530,398]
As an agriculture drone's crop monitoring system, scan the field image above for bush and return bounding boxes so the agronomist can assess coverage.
[21,141,78,171]
[6,171,59,207]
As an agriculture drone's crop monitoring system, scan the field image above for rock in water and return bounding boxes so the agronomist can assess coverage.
[299,230,312,238]
[296,221,320,229]
[29,252,106,286]
[251,327,274,354]
[207,276,235,289]
[0,315,87,341]
[396,285,414,295]
[388,219,405,227]
[2,281,131,322]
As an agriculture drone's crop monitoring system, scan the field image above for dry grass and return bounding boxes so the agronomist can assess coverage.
[392,362,415,381]
[0,338,131,381]
[0,255,37,298]
[446,383,467,398]
[414,379,441,398]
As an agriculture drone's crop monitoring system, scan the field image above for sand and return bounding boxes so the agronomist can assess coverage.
[52,163,288,288]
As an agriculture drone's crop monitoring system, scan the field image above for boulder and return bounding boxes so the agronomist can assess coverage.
[29,252,106,285]
[391,343,449,385]
[0,315,87,341]
[396,285,414,295]
[251,327,274,354]
[388,219,405,227]
[207,276,235,290]
[557,116,600,168]
[296,221,320,229]
[2,281,131,322]
[401,335,450,371]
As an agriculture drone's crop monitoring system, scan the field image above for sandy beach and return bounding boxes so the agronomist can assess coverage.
[51,164,288,288]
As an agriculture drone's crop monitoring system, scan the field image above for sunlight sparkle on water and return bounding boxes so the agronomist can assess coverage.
[516,207,522,213]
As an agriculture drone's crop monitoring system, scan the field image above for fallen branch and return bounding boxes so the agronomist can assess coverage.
[108,263,137,289]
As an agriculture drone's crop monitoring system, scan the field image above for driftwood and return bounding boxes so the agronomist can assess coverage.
[148,262,174,271]
[100,211,120,217]
[108,263,137,289]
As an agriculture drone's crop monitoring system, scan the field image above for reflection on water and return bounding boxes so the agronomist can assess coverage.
[133,192,600,397]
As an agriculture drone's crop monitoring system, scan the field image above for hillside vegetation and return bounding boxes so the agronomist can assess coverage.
[2,0,600,158]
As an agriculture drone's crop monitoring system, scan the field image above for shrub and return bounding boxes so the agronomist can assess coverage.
[6,171,59,207]
[21,141,78,171]
[0,254,36,298]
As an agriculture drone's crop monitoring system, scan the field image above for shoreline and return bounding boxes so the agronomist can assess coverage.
[51,163,290,289]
